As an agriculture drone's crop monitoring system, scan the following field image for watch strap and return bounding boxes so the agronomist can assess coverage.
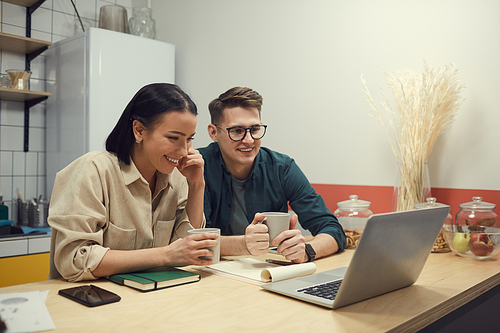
[305,243,316,262]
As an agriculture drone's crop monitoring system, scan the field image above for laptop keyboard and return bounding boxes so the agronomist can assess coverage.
[297,279,343,300]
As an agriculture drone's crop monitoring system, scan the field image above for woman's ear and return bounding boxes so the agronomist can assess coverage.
[208,124,218,142]
[132,120,146,143]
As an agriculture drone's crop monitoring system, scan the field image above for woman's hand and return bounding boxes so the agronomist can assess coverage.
[177,147,204,184]
[163,232,218,266]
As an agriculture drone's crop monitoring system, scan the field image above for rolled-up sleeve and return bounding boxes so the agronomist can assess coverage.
[48,156,111,282]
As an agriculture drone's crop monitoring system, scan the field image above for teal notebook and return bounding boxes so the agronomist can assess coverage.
[109,267,200,292]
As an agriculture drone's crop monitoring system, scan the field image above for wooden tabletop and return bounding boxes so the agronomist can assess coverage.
[0,250,498,332]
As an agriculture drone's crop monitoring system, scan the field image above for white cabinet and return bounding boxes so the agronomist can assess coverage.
[0,234,51,258]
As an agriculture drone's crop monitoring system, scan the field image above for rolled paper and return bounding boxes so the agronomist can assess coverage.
[261,262,316,282]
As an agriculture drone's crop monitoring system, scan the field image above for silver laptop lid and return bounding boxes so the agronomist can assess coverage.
[332,206,450,309]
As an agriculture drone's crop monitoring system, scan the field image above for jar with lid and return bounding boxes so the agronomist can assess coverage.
[414,197,452,253]
[129,7,156,39]
[455,196,499,229]
[334,195,373,231]
[414,197,453,225]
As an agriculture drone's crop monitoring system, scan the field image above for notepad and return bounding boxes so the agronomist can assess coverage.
[109,267,200,292]
[200,258,316,285]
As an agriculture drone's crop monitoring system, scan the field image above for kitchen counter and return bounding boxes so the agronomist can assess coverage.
[0,229,51,258]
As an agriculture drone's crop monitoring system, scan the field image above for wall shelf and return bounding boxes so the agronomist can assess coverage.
[0,87,51,102]
[0,32,51,54]
[0,0,50,151]
[2,0,42,6]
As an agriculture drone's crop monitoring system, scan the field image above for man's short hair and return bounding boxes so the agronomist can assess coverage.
[209,87,263,125]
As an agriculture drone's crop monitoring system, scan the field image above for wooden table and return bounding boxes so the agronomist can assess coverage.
[0,249,498,332]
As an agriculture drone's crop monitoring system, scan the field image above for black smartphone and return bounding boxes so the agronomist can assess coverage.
[58,284,121,307]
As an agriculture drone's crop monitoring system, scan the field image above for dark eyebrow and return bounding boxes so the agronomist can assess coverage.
[167,130,187,136]
[167,131,196,137]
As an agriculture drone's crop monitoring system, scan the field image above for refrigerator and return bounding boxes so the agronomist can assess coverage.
[45,28,175,195]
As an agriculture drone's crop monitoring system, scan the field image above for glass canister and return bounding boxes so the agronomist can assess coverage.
[414,197,453,225]
[0,73,11,88]
[455,197,499,230]
[414,197,452,253]
[129,7,156,39]
[334,194,373,231]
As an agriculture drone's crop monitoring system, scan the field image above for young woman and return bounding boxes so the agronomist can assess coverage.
[48,83,217,282]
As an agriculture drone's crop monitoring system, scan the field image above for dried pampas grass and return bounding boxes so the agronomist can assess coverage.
[362,63,465,211]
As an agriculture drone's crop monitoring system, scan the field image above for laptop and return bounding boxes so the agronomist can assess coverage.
[261,206,450,309]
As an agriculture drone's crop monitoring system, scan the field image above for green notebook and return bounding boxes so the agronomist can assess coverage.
[109,267,200,292]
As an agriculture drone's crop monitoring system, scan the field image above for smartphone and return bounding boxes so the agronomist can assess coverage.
[58,284,121,307]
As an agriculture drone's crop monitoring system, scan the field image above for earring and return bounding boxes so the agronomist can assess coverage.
[135,138,141,143]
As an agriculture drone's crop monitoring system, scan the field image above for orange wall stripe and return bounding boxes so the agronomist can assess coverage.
[311,184,500,222]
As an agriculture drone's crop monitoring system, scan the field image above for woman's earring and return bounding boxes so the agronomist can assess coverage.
[135,138,141,144]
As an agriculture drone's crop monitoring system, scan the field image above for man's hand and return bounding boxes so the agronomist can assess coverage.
[244,213,269,256]
[272,214,308,263]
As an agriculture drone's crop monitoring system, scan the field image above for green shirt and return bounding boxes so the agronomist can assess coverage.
[199,143,346,252]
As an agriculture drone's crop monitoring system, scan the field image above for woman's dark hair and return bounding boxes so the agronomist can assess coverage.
[106,83,197,164]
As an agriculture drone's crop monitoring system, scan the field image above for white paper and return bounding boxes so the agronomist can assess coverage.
[203,258,316,283]
[0,290,55,333]
[260,262,316,282]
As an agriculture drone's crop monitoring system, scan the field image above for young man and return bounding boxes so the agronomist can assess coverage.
[198,87,346,263]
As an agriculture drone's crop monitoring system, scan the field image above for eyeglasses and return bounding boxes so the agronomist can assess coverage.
[216,124,267,142]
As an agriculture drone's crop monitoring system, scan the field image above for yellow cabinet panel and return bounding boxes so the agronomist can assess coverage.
[0,253,50,287]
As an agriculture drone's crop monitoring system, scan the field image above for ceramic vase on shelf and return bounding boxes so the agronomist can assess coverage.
[392,163,431,212]
[129,7,156,39]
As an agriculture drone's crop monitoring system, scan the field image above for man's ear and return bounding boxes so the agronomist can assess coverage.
[132,120,146,142]
[208,124,218,142]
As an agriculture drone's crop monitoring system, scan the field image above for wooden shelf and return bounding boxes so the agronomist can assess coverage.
[0,32,51,54]
[2,0,42,7]
[0,87,51,102]
[1,0,51,151]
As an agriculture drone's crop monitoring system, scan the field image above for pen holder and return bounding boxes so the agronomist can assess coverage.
[16,199,29,226]
[28,199,50,228]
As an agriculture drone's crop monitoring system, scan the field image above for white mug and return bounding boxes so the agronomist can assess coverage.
[261,212,290,245]
[187,228,221,264]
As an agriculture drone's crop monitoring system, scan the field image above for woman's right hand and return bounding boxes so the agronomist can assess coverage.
[163,232,219,266]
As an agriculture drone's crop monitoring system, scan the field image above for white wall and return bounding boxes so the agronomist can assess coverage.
[153,0,500,191]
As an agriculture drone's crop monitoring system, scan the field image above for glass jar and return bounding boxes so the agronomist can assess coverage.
[334,195,373,231]
[6,69,31,90]
[129,7,156,39]
[414,197,452,253]
[414,197,453,225]
[455,196,499,230]
[0,73,11,88]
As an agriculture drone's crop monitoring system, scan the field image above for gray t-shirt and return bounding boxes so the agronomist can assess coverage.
[229,177,248,235]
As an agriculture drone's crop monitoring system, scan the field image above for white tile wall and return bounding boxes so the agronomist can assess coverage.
[0,0,132,220]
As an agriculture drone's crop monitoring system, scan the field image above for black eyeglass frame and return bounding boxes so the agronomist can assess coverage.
[215,124,268,142]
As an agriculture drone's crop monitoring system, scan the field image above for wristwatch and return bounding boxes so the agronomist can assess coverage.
[305,243,316,262]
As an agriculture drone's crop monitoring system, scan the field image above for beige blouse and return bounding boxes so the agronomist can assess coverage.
[48,151,204,282]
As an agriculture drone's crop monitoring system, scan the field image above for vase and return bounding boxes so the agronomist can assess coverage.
[129,7,156,39]
[392,163,431,212]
